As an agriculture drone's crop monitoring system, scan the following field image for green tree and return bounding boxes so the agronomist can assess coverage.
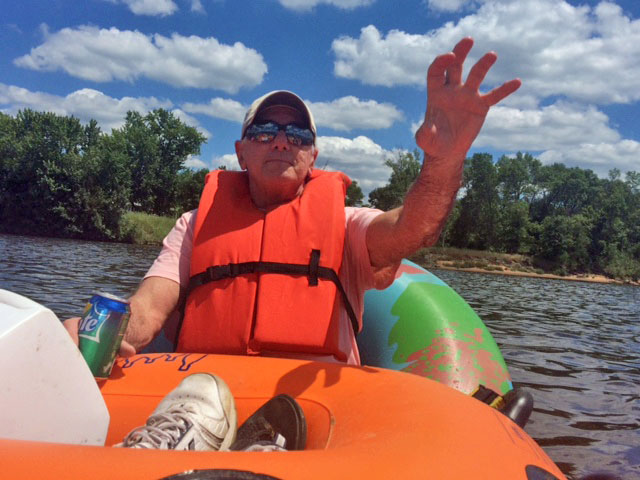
[368,150,421,211]
[450,153,500,250]
[532,214,594,273]
[497,201,532,253]
[439,202,461,247]
[174,168,209,214]
[346,180,364,207]
[496,152,542,204]
[590,176,637,273]
[0,113,19,223]
[69,132,131,239]
[0,110,130,239]
[625,171,640,194]
[118,109,206,215]
[530,164,601,220]
[0,110,84,235]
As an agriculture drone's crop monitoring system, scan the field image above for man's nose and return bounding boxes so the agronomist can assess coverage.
[270,130,290,150]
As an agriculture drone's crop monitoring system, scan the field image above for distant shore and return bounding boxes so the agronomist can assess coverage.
[435,262,639,287]
[411,247,639,287]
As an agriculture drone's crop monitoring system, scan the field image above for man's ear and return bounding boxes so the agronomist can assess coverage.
[235,140,246,170]
[310,145,319,169]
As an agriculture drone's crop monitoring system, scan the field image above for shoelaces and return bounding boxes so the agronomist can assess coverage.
[119,405,218,450]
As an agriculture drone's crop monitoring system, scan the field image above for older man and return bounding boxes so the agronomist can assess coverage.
[66,37,520,365]
[64,37,520,453]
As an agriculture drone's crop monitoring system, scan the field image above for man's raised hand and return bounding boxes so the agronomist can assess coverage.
[415,37,521,161]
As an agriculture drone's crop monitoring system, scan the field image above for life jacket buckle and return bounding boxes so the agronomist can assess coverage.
[206,263,242,281]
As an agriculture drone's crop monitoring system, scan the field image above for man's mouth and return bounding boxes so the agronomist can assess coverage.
[265,158,292,165]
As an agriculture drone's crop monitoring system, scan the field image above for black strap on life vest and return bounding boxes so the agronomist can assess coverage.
[184,249,360,337]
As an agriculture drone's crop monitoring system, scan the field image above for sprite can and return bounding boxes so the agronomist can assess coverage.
[78,292,130,379]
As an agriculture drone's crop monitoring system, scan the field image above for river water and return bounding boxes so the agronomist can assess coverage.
[1,233,638,479]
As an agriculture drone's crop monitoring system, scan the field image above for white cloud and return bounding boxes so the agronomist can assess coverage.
[316,135,398,194]
[0,83,209,139]
[107,0,207,16]
[427,0,473,13]
[538,140,640,178]
[184,154,208,170]
[332,0,640,105]
[477,101,620,152]
[107,0,178,16]
[475,100,638,177]
[278,0,375,12]
[190,0,205,13]
[332,25,435,87]
[182,98,246,122]
[213,153,240,170]
[14,25,267,93]
[308,96,403,131]
[170,108,211,139]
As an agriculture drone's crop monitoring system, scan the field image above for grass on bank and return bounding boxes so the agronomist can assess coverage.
[120,211,175,245]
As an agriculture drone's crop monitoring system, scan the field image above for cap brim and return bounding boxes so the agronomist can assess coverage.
[241,90,317,141]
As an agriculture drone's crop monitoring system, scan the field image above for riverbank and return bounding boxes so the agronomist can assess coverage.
[410,247,640,287]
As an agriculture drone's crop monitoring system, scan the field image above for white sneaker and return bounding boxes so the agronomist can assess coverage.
[116,373,237,451]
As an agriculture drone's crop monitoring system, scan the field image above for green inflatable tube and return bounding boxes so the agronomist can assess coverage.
[358,259,512,395]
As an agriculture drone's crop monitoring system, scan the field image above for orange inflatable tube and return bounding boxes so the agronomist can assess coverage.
[0,353,566,480]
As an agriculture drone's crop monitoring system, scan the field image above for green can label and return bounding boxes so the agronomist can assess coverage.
[78,292,130,379]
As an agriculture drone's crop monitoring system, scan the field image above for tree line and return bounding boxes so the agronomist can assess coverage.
[1,109,638,280]
[0,109,208,240]
[364,150,640,280]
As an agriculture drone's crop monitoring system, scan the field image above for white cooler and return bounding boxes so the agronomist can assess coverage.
[0,289,110,445]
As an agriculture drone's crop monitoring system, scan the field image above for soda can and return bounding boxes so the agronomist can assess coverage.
[78,292,130,379]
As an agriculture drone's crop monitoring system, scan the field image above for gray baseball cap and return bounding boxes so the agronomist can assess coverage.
[241,90,317,142]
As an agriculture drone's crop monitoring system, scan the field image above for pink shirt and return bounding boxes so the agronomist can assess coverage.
[145,207,397,365]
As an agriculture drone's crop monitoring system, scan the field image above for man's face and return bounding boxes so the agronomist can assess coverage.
[235,105,318,207]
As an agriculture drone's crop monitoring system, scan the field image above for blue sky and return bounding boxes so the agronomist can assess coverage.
[2,0,639,195]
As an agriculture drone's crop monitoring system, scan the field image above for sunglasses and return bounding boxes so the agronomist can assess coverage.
[245,122,314,147]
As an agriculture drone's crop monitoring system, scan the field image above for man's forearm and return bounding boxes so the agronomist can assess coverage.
[124,276,182,351]
[366,153,463,268]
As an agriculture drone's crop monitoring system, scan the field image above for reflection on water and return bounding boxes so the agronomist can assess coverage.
[1,233,638,479]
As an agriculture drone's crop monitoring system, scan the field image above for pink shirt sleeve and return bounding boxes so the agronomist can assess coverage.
[144,209,197,287]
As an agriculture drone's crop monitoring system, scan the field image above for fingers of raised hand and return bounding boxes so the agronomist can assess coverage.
[447,37,474,85]
[428,37,475,89]
[427,52,456,89]
[482,78,522,107]
[465,51,498,92]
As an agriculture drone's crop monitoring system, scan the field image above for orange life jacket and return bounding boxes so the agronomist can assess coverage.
[177,169,357,360]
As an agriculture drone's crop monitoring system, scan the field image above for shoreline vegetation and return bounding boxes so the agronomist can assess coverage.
[2,110,638,286]
[118,212,638,287]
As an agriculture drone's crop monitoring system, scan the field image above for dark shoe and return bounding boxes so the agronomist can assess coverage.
[230,394,306,451]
